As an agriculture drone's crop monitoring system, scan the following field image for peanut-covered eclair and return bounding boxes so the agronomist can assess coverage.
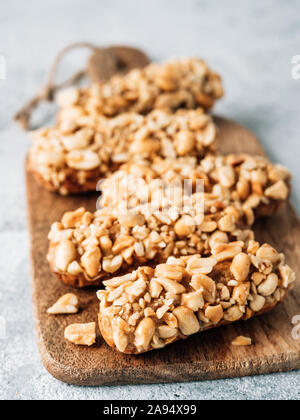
[48,204,253,287]
[56,57,223,120]
[28,109,217,195]
[100,153,291,223]
[47,152,291,287]
[97,248,295,354]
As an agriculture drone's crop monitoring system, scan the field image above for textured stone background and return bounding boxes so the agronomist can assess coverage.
[0,0,299,400]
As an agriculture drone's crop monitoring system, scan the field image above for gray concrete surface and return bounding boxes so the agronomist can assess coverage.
[0,0,300,400]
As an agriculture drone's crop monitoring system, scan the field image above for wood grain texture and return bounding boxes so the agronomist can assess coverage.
[26,117,300,385]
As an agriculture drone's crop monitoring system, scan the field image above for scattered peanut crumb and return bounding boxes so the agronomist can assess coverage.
[231,335,252,346]
[64,322,96,346]
[47,293,78,314]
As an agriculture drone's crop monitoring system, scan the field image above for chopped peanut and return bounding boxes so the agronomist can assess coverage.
[231,336,252,347]
[47,293,78,314]
[64,322,96,346]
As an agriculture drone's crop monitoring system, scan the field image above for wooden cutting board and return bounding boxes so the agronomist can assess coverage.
[26,116,300,385]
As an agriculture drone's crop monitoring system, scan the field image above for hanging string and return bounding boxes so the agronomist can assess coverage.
[14,42,99,130]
